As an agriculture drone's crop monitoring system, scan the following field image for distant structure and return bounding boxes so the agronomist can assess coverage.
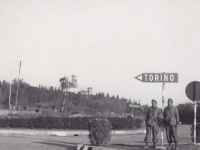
[78,90,88,95]
[78,87,93,99]
[129,103,141,117]
[87,87,92,95]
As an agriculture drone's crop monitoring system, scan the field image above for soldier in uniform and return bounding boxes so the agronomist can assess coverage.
[144,99,163,148]
[164,98,179,150]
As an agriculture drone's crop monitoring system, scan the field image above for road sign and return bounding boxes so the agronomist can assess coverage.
[185,81,200,144]
[185,81,200,101]
[135,72,178,148]
[135,73,178,83]
[129,104,140,108]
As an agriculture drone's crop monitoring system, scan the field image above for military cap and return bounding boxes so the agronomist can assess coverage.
[168,98,173,103]
[152,99,157,103]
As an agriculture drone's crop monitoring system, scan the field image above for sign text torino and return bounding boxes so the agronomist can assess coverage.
[135,73,178,83]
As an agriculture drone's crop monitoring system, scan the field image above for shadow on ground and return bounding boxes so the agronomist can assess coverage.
[104,144,144,150]
[3,135,27,139]
[104,144,167,150]
[34,141,76,150]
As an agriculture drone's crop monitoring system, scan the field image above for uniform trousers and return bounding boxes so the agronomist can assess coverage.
[144,125,159,143]
[165,125,178,143]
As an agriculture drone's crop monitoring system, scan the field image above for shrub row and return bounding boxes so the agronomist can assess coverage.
[191,124,200,142]
[108,117,142,129]
[0,116,142,129]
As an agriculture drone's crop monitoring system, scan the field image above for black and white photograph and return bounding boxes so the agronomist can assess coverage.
[0,0,200,150]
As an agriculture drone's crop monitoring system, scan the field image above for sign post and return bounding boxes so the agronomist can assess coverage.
[129,104,140,118]
[185,81,200,144]
[194,100,197,144]
[135,72,178,148]
[161,82,165,147]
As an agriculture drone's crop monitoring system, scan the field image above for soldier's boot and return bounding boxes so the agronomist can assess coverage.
[143,143,149,148]
[175,143,178,150]
[166,143,172,149]
[152,142,157,148]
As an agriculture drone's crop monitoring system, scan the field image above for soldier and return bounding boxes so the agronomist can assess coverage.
[144,99,163,148]
[164,98,179,150]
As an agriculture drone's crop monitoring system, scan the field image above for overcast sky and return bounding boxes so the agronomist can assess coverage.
[0,0,200,107]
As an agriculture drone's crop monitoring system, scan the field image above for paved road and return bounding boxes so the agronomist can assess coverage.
[0,125,192,150]
[111,125,191,146]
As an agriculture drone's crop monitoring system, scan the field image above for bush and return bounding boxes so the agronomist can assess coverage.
[191,124,200,142]
[88,118,112,146]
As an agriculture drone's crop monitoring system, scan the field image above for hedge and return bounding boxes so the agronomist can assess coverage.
[0,116,142,129]
[191,124,200,142]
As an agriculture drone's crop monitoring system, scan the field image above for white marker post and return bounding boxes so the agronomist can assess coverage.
[194,100,197,144]
[161,82,165,147]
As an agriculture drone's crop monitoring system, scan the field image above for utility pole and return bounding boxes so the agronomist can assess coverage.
[15,61,21,108]
[9,68,17,108]
[62,89,66,113]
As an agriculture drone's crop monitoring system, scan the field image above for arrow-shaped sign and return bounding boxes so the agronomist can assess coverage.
[135,73,178,83]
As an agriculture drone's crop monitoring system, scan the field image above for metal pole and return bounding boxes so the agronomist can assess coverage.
[132,107,133,117]
[194,100,197,144]
[88,88,90,100]
[62,89,66,113]
[161,82,165,147]
[8,83,12,106]
[9,68,17,110]
[15,61,21,107]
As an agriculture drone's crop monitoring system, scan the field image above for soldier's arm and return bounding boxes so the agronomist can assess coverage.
[163,108,166,119]
[158,108,163,118]
[145,108,149,123]
[163,108,166,124]
[175,107,180,124]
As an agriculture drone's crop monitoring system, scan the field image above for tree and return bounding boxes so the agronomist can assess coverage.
[177,103,194,124]
[59,75,77,112]
[106,93,110,99]
[1,80,9,95]
[116,95,119,100]
[128,99,131,104]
